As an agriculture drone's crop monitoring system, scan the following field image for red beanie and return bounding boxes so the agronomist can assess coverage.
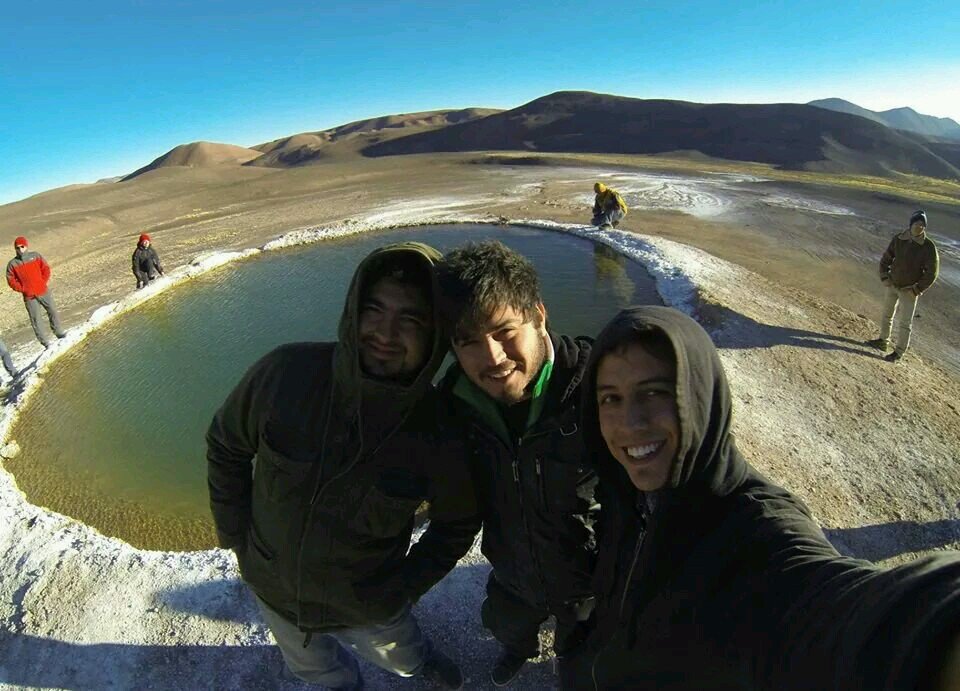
[14,236,28,248]
[138,233,151,244]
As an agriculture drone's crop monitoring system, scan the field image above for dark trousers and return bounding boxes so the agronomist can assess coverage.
[481,573,548,659]
[24,291,65,346]
[0,339,15,377]
[481,571,583,660]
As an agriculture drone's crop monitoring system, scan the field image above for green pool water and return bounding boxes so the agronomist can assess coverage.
[3,224,660,551]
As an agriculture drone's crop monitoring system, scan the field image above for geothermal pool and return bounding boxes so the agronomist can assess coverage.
[4,224,660,551]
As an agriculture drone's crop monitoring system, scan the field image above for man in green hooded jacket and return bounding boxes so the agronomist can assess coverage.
[207,243,477,690]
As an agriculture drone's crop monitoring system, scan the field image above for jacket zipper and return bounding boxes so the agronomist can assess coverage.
[592,518,647,690]
[296,355,416,631]
[535,457,547,506]
[619,528,645,619]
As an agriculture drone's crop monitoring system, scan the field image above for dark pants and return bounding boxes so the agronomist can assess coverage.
[592,207,625,228]
[481,573,548,659]
[136,272,158,289]
[24,291,65,346]
[481,572,581,660]
[0,339,15,377]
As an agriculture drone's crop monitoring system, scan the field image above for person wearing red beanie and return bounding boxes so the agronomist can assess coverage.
[6,236,67,347]
[132,233,164,289]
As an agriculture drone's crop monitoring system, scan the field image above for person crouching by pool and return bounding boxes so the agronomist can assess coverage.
[591,182,628,229]
[562,305,960,690]
[207,243,477,690]
[132,233,164,289]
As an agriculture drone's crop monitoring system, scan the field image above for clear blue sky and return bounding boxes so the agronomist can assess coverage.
[3,1,959,204]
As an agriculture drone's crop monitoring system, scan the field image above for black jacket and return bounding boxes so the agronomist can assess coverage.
[206,243,479,632]
[132,245,163,281]
[571,306,960,690]
[439,333,599,615]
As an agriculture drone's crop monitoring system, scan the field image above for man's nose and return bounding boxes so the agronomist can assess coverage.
[624,401,650,430]
[373,313,399,339]
[479,335,505,366]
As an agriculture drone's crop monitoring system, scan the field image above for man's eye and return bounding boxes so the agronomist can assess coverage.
[598,394,619,406]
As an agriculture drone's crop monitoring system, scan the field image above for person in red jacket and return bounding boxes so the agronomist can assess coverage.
[6,236,67,348]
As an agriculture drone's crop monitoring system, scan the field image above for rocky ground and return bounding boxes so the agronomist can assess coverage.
[0,155,958,689]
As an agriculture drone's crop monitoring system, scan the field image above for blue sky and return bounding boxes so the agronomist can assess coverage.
[3,1,959,204]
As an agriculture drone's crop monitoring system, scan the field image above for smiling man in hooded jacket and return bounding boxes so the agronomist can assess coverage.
[565,305,960,690]
[207,242,477,690]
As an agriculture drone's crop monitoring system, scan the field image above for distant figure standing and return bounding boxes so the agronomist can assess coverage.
[132,233,164,289]
[0,338,18,381]
[6,236,67,348]
[867,210,939,362]
[592,182,628,228]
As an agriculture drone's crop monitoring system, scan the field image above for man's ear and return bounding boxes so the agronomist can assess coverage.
[534,302,548,336]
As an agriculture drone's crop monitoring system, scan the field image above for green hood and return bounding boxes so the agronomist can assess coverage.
[333,241,446,438]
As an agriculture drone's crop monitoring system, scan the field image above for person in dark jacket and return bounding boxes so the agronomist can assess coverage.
[436,241,599,686]
[6,236,67,348]
[565,305,960,690]
[207,242,477,690]
[867,210,940,362]
[132,233,165,289]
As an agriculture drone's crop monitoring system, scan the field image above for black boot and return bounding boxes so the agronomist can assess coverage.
[421,648,463,689]
[490,650,528,687]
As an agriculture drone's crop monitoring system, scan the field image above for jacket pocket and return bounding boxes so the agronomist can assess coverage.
[237,521,277,586]
[255,420,316,503]
[349,485,420,539]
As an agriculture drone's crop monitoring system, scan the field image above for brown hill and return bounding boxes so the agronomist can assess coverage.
[123,142,263,180]
[247,108,502,167]
[362,91,960,179]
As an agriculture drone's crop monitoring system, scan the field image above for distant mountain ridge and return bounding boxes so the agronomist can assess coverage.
[246,108,502,167]
[808,98,960,141]
[119,92,960,183]
[362,91,960,179]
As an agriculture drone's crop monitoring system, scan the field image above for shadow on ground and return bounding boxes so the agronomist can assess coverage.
[699,303,883,358]
[2,355,44,406]
[825,519,960,562]
[1,563,559,690]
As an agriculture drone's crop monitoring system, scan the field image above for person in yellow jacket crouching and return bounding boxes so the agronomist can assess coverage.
[591,182,628,229]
